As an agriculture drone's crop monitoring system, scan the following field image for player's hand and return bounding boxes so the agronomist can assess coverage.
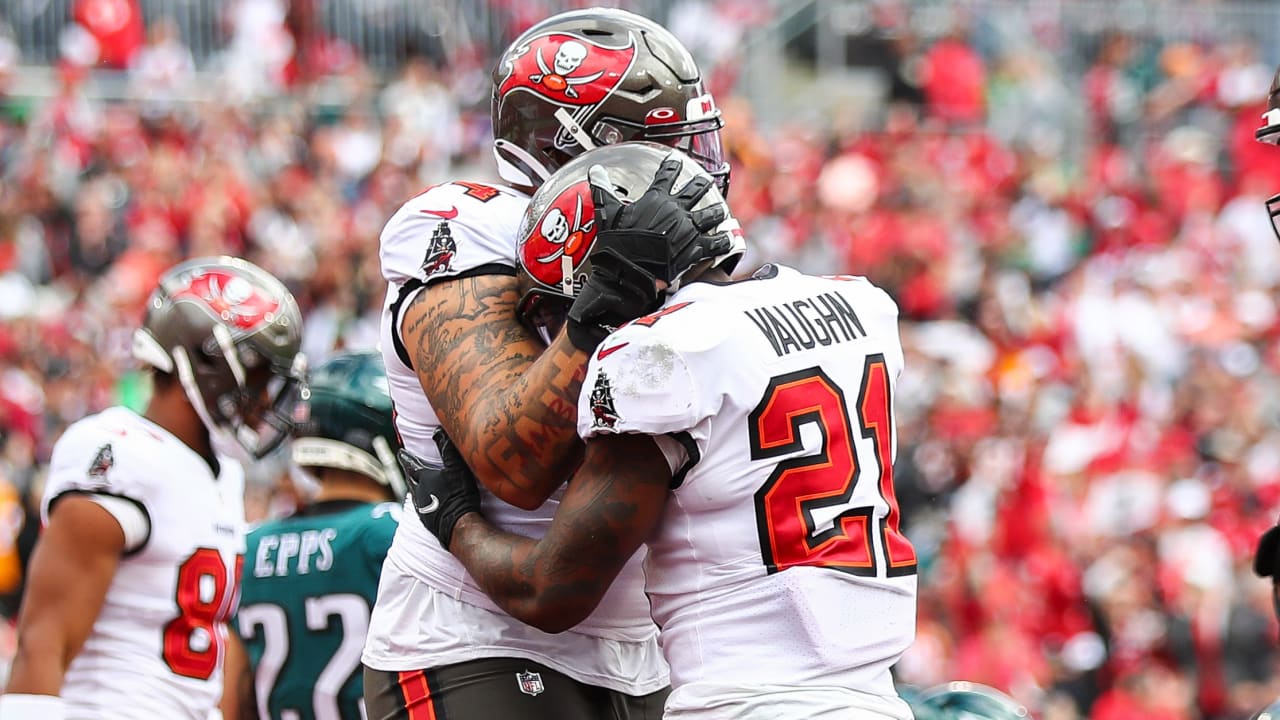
[397,430,481,551]
[566,155,732,351]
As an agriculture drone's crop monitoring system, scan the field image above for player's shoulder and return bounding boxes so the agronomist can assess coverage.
[394,180,529,219]
[46,407,183,503]
[807,268,899,316]
[380,180,531,285]
[51,407,179,473]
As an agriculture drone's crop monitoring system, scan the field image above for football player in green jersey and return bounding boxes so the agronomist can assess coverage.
[222,350,405,720]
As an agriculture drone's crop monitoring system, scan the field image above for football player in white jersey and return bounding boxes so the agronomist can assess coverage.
[1252,63,1280,720]
[397,143,918,720]
[365,8,734,720]
[0,257,307,720]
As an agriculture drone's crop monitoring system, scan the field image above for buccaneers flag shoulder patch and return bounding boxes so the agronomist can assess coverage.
[421,222,457,277]
[88,443,114,481]
[589,370,621,431]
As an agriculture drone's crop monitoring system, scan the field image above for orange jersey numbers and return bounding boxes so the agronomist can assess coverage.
[748,357,916,576]
[452,181,501,202]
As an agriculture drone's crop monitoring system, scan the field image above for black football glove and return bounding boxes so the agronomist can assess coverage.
[566,155,733,351]
[397,430,481,551]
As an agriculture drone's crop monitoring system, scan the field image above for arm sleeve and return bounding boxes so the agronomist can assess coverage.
[83,495,149,554]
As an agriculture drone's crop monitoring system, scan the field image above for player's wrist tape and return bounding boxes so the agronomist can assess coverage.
[0,694,66,720]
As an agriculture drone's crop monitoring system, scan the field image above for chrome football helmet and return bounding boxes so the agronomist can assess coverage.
[514,142,743,343]
[133,256,307,459]
[491,8,729,193]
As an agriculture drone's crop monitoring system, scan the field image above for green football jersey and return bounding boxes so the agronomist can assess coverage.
[237,499,400,720]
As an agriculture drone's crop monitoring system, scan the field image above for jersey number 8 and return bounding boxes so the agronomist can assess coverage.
[163,548,242,680]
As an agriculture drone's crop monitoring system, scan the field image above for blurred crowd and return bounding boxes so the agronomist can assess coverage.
[1,1,1279,718]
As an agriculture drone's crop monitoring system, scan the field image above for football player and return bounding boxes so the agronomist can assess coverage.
[223,350,403,720]
[0,257,306,720]
[398,143,918,720]
[1256,64,1280,239]
[365,8,733,719]
[1253,62,1280,720]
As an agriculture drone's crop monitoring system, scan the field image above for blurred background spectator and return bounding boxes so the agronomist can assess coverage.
[1,1,1279,717]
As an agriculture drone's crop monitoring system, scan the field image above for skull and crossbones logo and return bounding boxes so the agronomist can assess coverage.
[530,40,604,99]
[537,192,594,264]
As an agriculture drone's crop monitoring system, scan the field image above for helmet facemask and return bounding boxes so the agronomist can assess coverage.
[172,330,308,460]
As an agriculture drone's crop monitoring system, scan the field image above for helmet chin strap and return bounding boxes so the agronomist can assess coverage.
[494,140,553,189]
[554,108,598,152]
[172,345,269,461]
[171,345,241,458]
[494,109,599,189]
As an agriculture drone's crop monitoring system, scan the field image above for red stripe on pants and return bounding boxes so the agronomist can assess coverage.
[397,670,437,720]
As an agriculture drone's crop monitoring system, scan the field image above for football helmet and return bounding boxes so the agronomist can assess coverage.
[491,8,729,193]
[1255,64,1280,240]
[910,682,1033,720]
[292,350,406,499]
[1253,699,1280,720]
[514,141,743,343]
[132,256,307,459]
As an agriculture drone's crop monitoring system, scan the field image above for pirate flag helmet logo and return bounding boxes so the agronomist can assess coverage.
[514,141,743,346]
[498,33,636,108]
[519,179,596,298]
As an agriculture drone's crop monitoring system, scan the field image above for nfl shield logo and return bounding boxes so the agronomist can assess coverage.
[516,670,545,697]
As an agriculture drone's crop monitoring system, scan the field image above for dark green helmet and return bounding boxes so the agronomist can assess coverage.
[910,682,1033,720]
[292,351,405,498]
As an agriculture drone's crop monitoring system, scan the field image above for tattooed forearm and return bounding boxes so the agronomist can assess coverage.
[448,433,671,633]
[401,274,588,508]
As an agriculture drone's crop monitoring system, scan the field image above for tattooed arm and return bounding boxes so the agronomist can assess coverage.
[401,273,588,510]
[447,432,671,633]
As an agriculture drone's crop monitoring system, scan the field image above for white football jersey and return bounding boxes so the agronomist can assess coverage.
[366,181,666,695]
[41,406,245,720]
[579,265,918,719]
